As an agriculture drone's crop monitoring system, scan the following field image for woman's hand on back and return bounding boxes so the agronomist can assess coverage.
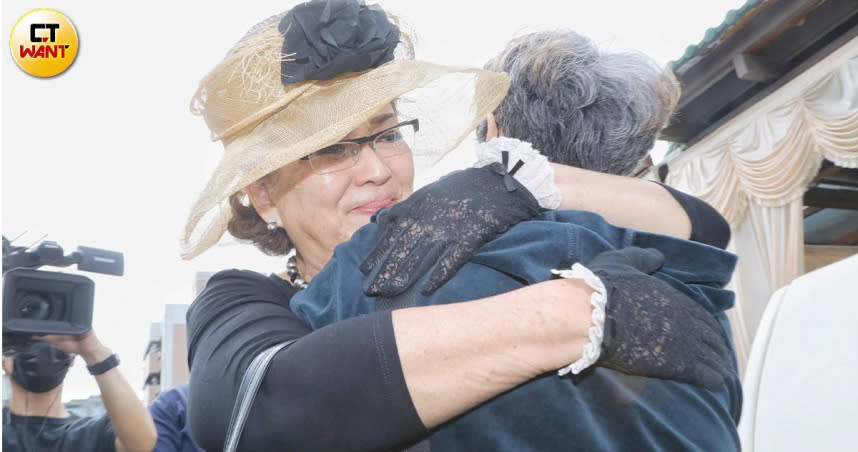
[361,162,541,297]
[574,247,733,390]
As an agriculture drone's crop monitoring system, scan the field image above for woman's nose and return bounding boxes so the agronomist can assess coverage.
[353,142,392,185]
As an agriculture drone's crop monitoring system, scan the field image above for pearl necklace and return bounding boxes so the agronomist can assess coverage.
[286,255,308,289]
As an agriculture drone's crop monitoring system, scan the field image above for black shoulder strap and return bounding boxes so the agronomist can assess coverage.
[223,339,297,452]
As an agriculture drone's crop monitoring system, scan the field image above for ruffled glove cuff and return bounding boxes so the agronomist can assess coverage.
[474,137,563,209]
[550,263,607,376]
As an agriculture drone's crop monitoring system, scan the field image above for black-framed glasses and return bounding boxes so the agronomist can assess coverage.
[301,119,419,175]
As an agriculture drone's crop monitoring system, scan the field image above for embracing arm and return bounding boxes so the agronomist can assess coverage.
[393,277,591,427]
[552,163,730,248]
[466,137,728,248]
[187,271,591,451]
[553,163,689,238]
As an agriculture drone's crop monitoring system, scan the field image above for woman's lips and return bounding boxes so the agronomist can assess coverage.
[351,197,394,215]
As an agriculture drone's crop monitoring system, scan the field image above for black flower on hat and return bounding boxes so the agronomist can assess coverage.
[278,0,400,86]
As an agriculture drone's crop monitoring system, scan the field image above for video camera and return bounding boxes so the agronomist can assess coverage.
[2,236,124,349]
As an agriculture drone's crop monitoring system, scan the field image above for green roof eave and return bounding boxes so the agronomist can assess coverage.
[669,0,768,72]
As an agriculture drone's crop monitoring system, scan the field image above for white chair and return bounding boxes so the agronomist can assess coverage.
[739,254,858,451]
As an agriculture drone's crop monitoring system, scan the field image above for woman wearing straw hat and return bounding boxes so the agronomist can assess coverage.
[183,1,733,450]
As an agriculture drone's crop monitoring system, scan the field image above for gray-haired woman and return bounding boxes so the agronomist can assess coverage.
[183,2,733,451]
[478,29,729,248]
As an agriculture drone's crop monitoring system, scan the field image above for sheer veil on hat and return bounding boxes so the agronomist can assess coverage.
[181,1,509,259]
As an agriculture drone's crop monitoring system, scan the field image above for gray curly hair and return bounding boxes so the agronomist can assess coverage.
[477,30,680,175]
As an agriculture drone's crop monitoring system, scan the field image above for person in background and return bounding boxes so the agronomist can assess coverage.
[149,383,204,452]
[2,332,157,452]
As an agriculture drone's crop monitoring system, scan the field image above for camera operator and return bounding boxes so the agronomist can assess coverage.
[2,330,157,452]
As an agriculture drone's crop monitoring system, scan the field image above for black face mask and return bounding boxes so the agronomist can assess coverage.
[11,341,73,393]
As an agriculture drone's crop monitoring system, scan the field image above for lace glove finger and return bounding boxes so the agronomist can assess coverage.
[692,346,731,392]
[363,236,443,297]
[587,247,665,275]
[692,308,731,362]
[690,313,732,392]
[421,243,471,296]
[360,209,407,276]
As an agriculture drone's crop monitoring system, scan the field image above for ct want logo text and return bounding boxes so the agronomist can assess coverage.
[9,9,79,78]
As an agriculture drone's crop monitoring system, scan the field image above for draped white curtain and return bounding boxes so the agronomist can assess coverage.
[666,37,858,373]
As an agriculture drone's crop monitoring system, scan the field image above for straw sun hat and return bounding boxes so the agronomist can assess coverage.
[181,0,510,259]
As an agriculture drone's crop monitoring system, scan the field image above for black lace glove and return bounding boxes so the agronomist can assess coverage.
[361,162,541,297]
[586,247,732,391]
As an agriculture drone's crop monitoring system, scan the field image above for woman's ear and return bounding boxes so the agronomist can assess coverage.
[245,180,280,227]
[485,113,503,140]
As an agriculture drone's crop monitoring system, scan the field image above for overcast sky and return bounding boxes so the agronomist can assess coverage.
[2,0,747,401]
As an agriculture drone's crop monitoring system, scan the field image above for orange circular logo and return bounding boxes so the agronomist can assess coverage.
[9,9,79,78]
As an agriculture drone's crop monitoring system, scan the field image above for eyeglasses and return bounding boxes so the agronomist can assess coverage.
[301,119,419,175]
